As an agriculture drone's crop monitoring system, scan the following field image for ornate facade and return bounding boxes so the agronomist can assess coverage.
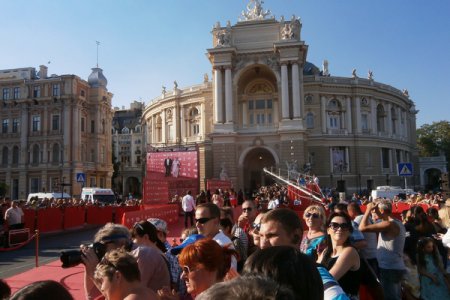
[0,65,114,199]
[112,101,145,197]
[142,1,419,194]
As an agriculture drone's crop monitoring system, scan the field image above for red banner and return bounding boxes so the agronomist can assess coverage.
[23,209,36,232]
[114,206,140,223]
[36,207,64,233]
[121,204,179,228]
[207,179,232,192]
[63,207,86,229]
[146,150,198,179]
[86,206,113,225]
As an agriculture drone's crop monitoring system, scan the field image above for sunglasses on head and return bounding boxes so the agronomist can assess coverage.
[329,222,351,231]
[251,222,261,231]
[305,213,320,219]
[133,222,144,231]
[195,217,213,224]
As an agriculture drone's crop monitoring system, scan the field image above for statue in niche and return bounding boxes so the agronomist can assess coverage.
[368,70,373,80]
[219,163,229,181]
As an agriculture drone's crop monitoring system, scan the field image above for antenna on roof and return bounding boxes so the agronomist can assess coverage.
[96,41,100,67]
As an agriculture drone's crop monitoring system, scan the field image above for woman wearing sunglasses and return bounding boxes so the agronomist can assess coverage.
[177,238,236,298]
[318,212,361,299]
[300,205,327,258]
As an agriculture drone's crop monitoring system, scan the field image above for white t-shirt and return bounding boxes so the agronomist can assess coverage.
[181,194,195,212]
[5,207,24,226]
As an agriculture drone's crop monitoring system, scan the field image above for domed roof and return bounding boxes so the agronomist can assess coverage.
[303,61,320,76]
[88,67,108,88]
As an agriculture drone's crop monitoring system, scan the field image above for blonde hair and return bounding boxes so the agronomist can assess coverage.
[303,205,326,230]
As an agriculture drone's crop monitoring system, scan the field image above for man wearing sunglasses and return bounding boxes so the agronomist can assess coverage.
[259,208,349,300]
[195,203,237,270]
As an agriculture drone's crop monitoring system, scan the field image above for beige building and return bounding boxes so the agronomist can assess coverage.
[0,65,114,200]
[142,2,419,195]
[112,101,145,197]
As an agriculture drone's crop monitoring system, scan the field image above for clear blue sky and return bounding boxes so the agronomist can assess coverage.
[1,0,449,127]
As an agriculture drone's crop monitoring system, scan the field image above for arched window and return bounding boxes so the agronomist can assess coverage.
[101,119,106,134]
[12,146,19,165]
[52,143,60,163]
[376,104,385,132]
[1,146,8,166]
[32,144,40,164]
[243,80,275,127]
[306,112,314,129]
[156,115,162,142]
[391,107,397,134]
[121,127,130,134]
[134,125,141,133]
[188,107,200,136]
[327,99,342,130]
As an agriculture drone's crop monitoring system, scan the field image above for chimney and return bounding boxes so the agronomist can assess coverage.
[39,65,48,79]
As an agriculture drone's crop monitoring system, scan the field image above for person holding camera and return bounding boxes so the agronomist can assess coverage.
[80,223,170,299]
[94,248,158,300]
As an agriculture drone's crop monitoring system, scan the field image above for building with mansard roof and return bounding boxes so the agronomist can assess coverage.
[0,65,114,199]
[142,1,419,195]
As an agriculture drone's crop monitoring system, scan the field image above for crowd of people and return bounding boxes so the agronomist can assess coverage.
[2,181,450,300]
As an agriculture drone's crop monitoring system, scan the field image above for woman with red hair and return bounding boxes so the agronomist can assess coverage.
[178,238,235,298]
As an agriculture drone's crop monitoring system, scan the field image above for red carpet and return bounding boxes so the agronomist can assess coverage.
[5,206,243,298]
[5,215,187,299]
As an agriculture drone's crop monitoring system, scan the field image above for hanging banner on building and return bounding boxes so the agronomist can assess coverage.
[146,150,199,179]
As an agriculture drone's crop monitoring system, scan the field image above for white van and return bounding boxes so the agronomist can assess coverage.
[371,186,415,200]
[81,188,116,204]
[27,192,71,203]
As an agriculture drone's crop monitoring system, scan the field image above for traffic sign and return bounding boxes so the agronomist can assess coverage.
[397,163,413,177]
[76,173,86,183]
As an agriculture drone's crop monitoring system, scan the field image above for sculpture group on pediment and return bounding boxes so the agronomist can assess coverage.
[239,0,272,21]
[216,28,231,47]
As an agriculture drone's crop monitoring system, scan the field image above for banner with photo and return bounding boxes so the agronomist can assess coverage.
[146,150,199,179]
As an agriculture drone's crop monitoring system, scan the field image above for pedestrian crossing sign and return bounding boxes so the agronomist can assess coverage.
[76,173,86,182]
[397,163,413,177]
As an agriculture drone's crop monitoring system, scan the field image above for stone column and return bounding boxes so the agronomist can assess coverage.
[225,67,233,123]
[321,96,327,133]
[20,104,31,166]
[180,105,186,139]
[161,110,166,143]
[292,63,301,119]
[73,104,80,161]
[371,99,377,134]
[242,102,248,126]
[355,97,361,133]
[214,68,223,124]
[200,103,205,138]
[281,63,289,119]
[387,103,392,135]
[346,97,352,134]
[173,105,179,143]
[273,100,279,124]
[396,107,402,136]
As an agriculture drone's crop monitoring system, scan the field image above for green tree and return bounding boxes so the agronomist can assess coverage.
[417,121,450,169]
[0,182,9,197]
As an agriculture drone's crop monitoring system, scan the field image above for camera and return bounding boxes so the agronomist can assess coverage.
[60,242,107,268]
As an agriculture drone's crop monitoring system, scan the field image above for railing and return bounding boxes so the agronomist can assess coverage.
[263,167,324,204]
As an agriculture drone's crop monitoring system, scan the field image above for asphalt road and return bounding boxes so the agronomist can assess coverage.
[0,226,101,279]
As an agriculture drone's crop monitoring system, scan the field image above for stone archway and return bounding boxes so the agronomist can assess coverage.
[424,168,442,192]
[242,147,276,194]
[125,177,141,197]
